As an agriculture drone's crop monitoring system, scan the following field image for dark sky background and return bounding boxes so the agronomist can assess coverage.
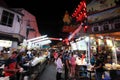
[4,0,90,44]
[4,0,81,37]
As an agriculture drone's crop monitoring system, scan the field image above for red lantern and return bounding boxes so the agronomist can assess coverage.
[62,38,69,45]
[84,25,88,33]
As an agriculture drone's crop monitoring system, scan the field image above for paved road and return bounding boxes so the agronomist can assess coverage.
[37,63,57,80]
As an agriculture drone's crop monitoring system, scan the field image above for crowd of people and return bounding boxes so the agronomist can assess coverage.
[53,48,116,80]
[52,50,87,80]
[0,48,49,80]
[0,47,119,80]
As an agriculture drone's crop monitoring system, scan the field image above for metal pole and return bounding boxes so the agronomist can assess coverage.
[87,36,91,64]
[112,38,117,64]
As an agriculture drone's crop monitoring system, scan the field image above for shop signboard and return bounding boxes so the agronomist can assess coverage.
[88,7,120,23]
[76,40,87,50]
[70,42,77,50]
[87,0,117,14]
[0,40,12,47]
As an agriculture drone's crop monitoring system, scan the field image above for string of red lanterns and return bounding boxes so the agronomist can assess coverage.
[62,0,88,45]
[72,0,88,33]
[72,0,87,22]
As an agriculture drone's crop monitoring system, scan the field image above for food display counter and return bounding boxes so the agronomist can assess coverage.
[103,63,120,80]
[76,64,88,79]
[87,65,95,80]
[75,56,88,79]
[22,55,47,80]
[86,63,120,80]
[104,63,120,70]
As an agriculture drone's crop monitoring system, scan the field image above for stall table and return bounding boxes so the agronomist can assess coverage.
[87,69,95,80]
[75,64,88,79]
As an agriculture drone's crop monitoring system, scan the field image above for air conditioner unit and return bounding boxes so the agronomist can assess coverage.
[92,26,101,32]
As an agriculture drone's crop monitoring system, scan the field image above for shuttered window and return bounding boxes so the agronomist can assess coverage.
[0,10,14,27]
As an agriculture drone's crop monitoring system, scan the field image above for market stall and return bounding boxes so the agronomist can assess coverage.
[22,54,47,80]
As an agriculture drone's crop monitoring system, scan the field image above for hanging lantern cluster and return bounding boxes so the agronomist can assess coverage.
[72,0,87,22]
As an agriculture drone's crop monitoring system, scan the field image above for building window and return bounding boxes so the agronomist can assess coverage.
[115,23,120,29]
[0,10,14,27]
[103,25,109,31]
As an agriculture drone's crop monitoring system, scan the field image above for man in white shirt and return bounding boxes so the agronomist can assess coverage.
[55,54,63,80]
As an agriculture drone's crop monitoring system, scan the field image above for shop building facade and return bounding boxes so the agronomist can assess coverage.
[66,0,120,64]
[0,7,41,51]
[87,0,120,64]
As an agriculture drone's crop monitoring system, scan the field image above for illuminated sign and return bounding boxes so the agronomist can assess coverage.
[0,40,12,47]
[76,40,87,50]
[70,42,77,50]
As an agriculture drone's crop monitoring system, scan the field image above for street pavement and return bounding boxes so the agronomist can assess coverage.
[37,62,57,80]
[35,62,92,80]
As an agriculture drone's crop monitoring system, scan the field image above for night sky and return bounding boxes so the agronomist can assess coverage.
[4,0,86,44]
[4,0,80,37]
